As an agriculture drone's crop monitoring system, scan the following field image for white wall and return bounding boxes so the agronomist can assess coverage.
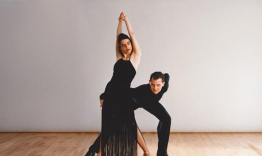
[0,0,261,132]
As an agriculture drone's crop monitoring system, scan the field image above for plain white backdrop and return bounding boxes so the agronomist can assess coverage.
[0,0,261,132]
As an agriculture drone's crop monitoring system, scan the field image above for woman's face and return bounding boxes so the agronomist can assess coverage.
[120,39,132,55]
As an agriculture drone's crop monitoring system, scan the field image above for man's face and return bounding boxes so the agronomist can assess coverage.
[149,78,165,95]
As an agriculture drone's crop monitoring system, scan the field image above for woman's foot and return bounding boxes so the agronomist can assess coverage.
[97,151,101,156]
[84,151,95,156]
[143,151,151,156]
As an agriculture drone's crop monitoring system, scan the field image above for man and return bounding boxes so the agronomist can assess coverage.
[86,72,171,156]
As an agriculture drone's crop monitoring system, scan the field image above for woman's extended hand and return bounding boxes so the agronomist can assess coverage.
[118,15,124,22]
[118,12,127,22]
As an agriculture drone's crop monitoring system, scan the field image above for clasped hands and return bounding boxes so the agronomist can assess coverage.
[118,12,127,22]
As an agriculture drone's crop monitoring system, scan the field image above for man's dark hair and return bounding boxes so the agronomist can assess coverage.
[118,33,132,57]
[150,71,165,82]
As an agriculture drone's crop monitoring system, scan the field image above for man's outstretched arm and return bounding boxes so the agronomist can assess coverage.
[99,87,138,108]
[162,73,170,92]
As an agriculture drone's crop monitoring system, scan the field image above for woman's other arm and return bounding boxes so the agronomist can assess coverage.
[116,15,124,60]
[121,12,141,69]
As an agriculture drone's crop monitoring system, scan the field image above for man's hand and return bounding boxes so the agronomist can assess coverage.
[100,99,104,107]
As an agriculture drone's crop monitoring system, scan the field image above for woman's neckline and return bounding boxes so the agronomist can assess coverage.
[118,58,136,73]
[121,57,130,61]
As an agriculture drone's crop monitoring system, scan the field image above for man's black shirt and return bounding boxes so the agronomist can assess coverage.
[100,73,170,109]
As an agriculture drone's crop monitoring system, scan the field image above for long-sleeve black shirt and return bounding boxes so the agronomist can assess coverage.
[100,73,170,109]
[131,73,169,109]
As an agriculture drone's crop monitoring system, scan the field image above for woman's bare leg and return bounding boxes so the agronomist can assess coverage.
[97,138,102,156]
[137,127,151,156]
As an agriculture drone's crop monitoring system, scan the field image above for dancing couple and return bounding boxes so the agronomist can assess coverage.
[86,12,171,156]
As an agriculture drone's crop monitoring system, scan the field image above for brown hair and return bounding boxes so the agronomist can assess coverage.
[150,72,165,82]
[118,33,132,56]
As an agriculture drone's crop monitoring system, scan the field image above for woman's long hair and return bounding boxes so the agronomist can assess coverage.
[118,33,133,57]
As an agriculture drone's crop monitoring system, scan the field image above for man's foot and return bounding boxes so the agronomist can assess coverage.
[85,151,95,156]
[157,151,168,156]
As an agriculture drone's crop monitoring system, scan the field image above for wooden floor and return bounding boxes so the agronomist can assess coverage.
[0,132,262,156]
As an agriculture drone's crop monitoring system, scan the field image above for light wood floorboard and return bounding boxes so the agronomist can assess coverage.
[0,132,262,156]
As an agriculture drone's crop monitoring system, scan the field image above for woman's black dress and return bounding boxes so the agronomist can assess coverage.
[101,58,137,156]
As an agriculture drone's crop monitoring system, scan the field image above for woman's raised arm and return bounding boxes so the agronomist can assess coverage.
[121,12,141,69]
[115,15,124,60]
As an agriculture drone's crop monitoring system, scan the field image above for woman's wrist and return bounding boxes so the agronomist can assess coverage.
[123,15,128,22]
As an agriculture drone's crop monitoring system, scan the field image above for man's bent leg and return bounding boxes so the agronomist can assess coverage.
[157,121,162,140]
[143,102,171,156]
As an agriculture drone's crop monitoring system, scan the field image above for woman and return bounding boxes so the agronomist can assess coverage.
[98,12,151,156]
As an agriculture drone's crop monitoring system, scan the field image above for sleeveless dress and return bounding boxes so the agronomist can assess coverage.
[101,58,137,156]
